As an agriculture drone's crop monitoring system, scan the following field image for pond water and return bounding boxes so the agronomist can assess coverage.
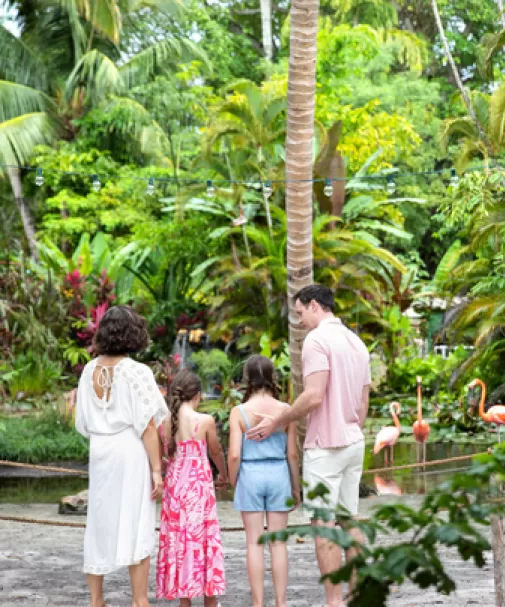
[0,441,492,504]
[363,440,490,496]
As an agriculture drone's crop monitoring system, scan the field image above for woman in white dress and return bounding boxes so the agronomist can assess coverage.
[75,305,168,607]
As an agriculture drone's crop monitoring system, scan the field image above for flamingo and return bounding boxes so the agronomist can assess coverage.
[374,475,402,496]
[373,402,401,466]
[412,376,430,464]
[468,378,505,443]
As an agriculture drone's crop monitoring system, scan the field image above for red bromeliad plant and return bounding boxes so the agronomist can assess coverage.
[63,267,116,353]
[152,353,182,397]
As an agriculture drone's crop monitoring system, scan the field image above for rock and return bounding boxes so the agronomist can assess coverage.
[58,489,88,515]
[359,482,378,498]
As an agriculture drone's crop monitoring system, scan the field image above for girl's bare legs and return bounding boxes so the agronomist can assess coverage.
[179,600,191,607]
[266,511,289,607]
[242,511,266,607]
[87,574,106,607]
[204,596,218,606]
[128,556,151,607]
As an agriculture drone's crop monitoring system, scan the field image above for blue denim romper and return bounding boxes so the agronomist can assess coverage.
[233,405,292,512]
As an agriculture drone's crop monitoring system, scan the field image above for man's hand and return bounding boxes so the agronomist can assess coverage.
[246,413,277,441]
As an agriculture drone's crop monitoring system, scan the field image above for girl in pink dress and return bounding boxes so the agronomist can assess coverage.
[156,369,228,606]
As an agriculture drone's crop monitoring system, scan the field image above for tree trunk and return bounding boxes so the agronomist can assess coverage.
[491,515,505,607]
[431,0,492,153]
[286,0,320,447]
[8,167,40,262]
[260,0,273,60]
[497,0,505,29]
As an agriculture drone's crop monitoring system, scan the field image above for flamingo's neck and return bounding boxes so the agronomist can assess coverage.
[391,404,401,430]
[477,380,488,420]
[417,384,423,423]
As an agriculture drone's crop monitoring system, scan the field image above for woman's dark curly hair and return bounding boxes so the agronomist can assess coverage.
[243,355,279,402]
[168,369,202,457]
[93,305,149,355]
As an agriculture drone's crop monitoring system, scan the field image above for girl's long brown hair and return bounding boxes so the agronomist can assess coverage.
[168,369,202,457]
[243,355,279,402]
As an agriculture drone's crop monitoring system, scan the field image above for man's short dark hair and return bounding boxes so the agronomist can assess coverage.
[293,284,335,312]
[93,305,150,355]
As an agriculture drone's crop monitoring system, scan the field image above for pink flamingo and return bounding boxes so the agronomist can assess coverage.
[412,376,430,464]
[469,378,505,443]
[374,402,401,466]
[374,475,402,496]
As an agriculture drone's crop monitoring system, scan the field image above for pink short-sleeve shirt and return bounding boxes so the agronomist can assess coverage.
[302,317,371,449]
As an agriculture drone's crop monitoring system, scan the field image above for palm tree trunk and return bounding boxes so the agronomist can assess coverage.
[431,0,492,153]
[8,167,39,262]
[286,0,319,449]
[260,0,273,60]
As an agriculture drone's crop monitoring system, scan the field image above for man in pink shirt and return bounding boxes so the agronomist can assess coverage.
[247,284,370,607]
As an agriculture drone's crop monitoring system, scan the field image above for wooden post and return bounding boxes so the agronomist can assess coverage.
[491,514,505,607]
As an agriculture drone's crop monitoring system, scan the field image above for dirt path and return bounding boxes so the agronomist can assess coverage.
[0,500,498,606]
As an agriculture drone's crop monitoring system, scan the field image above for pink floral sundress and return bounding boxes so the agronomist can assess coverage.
[156,423,226,600]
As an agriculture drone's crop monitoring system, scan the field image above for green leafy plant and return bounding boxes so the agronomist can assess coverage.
[191,348,234,394]
[262,444,505,606]
[0,353,62,399]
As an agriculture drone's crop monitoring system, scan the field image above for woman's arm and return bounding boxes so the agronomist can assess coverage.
[205,415,228,485]
[227,407,243,488]
[287,419,301,507]
[142,418,163,500]
[158,414,171,474]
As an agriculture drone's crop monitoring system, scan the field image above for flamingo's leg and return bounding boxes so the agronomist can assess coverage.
[390,444,394,467]
[384,448,388,468]
[423,441,427,465]
[499,426,502,444]
[416,442,420,464]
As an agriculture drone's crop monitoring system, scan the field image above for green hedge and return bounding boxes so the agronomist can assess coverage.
[0,412,89,463]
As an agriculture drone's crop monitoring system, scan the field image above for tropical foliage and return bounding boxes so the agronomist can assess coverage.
[1,0,505,432]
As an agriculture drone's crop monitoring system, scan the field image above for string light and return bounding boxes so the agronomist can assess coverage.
[262,180,273,199]
[35,168,44,187]
[91,174,101,193]
[0,160,503,193]
[206,180,216,198]
[146,178,155,196]
[324,178,333,197]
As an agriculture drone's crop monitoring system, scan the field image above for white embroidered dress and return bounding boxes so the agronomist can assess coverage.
[75,357,168,575]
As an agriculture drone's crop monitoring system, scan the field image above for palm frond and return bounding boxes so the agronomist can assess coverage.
[479,29,505,81]
[489,81,505,147]
[441,116,480,148]
[66,49,124,104]
[0,112,56,167]
[120,0,183,17]
[431,239,462,288]
[120,38,211,89]
[0,24,49,90]
[0,81,52,123]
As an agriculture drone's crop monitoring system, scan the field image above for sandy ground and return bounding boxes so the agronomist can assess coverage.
[0,496,498,606]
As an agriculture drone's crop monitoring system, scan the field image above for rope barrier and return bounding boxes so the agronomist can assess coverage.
[0,460,88,475]
[0,515,368,531]
[0,452,490,478]
[361,451,489,476]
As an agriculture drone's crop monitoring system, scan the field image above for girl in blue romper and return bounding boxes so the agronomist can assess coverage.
[228,355,300,607]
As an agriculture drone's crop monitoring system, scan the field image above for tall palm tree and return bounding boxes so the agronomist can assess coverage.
[285,0,320,401]
[431,0,491,153]
[260,0,273,60]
